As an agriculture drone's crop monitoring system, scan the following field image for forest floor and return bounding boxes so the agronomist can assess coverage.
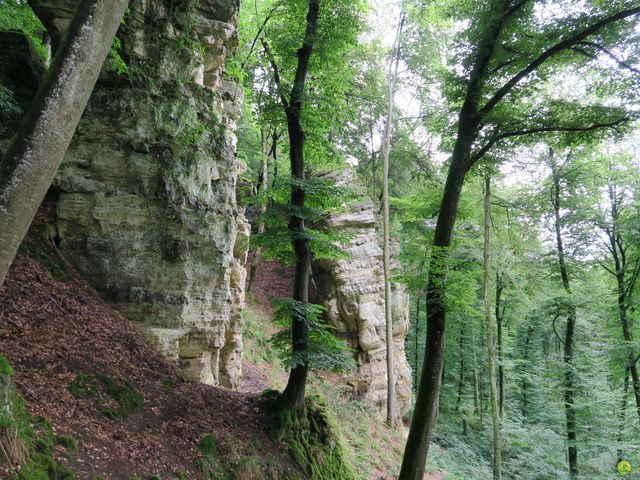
[0,208,445,479]
[0,213,303,479]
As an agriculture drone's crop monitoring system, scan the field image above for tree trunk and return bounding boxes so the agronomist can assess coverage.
[483,176,502,479]
[414,295,421,391]
[248,128,274,294]
[279,0,320,415]
[617,369,630,461]
[605,180,640,421]
[398,3,510,476]
[550,153,578,479]
[473,368,480,417]
[521,326,532,419]
[382,12,404,428]
[455,325,465,412]
[0,0,129,286]
[495,272,505,417]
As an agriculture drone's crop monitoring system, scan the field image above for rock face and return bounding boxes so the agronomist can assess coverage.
[312,170,412,422]
[16,0,249,388]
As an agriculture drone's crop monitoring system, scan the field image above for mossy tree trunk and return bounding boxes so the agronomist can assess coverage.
[0,0,129,287]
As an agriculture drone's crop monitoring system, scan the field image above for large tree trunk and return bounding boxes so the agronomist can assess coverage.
[483,176,502,479]
[0,0,129,286]
[382,12,404,428]
[398,3,509,476]
[550,154,578,479]
[279,0,320,415]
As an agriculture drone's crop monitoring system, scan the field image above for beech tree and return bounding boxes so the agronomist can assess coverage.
[0,0,129,286]
[399,2,640,478]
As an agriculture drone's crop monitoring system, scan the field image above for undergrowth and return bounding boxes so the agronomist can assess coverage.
[69,372,143,420]
[0,355,76,479]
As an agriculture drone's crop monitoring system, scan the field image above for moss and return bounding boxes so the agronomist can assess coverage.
[19,238,69,282]
[69,373,143,420]
[69,373,98,399]
[0,355,14,376]
[0,359,75,479]
[98,374,143,419]
[264,392,355,480]
[55,434,79,452]
[198,434,228,480]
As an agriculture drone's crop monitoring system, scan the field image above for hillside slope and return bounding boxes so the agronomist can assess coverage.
[0,221,302,479]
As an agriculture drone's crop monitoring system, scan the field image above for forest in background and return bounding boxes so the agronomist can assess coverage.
[235,0,640,478]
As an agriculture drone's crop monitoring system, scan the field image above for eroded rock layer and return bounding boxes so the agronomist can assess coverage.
[26,0,248,388]
[312,170,412,421]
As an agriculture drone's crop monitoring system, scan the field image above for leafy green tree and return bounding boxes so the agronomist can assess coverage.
[399,2,640,477]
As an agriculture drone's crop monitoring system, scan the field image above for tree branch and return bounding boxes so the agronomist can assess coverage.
[577,40,640,75]
[479,7,640,115]
[468,117,629,166]
[241,3,282,70]
[260,37,290,111]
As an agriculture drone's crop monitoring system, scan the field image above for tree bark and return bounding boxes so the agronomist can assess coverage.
[483,176,502,479]
[414,295,421,391]
[495,271,505,417]
[604,180,640,421]
[247,128,274,294]
[398,3,509,476]
[455,325,465,412]
[0,0,129,286]
[279,0,320,415]
[550,153,578,479]
[382,12,404,428]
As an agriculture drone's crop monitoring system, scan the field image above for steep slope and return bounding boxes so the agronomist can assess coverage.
[0,215,302,479]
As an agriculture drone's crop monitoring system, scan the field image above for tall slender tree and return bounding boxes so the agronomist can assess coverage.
[483,175,502,479]
[549,151,578,478]
[382,11,405,428]
[262,0,320,414]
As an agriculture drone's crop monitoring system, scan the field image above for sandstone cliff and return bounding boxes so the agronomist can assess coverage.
[312,169,413,422]
[1,0,249,388]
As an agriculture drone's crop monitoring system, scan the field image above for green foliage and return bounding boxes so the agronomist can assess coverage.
[108,37,129,77]
[0,0,48,60]
[270,299,355,373]
[0,358,75,479]
[69,373,143,420]
[248,175,355,265]
[0,355,13,377]
[198,435,228,480]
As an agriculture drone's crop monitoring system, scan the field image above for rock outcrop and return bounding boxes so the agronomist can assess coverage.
[312,169,412,422]
[3,0,249,388]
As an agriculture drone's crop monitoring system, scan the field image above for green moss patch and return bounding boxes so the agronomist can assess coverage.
[69,373,143,420]
[264,392,354,480]
[0,356,75,479]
